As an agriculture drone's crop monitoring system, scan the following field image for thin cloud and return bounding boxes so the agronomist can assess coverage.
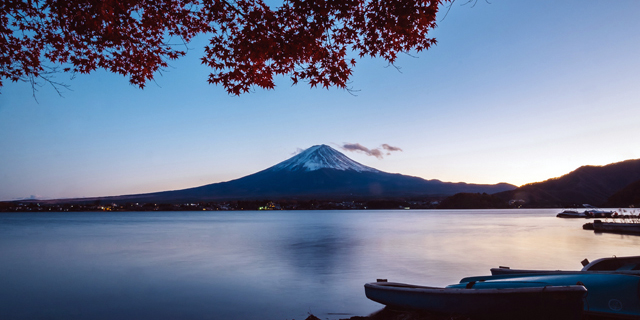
[342,143,382,159]
[341,143,402,159]
[369,148,383,158]
[382,144,403,152]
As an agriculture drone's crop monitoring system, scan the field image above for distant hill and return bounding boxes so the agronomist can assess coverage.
[495,159,640,207]
[46,145,516,204]
[436,193,510,209]
[602,179,640,208]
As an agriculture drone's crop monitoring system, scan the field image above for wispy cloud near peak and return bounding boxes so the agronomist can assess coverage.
[341,143,403,159]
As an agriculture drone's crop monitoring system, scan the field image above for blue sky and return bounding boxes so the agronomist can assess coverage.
[1,0,640,200]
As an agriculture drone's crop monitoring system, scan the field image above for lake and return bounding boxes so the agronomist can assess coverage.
[1,209,639,320]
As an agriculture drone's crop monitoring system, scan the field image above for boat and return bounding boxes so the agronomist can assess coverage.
[366,256,640,319]
[584,209,616,218]
[488,256,640,318]
[491,255,640,275]
[364,280,586,320]
[556,209,588,218]
[583,220,640,235]
[556,208,616,218]
[455,272,640,319]
[582,255,640,272]
[582,204,616,218]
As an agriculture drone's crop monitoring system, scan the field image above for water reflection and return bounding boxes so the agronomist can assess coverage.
[1,210,639,320]
[285,228,354,275]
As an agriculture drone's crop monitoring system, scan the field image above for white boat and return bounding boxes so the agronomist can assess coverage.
[364,280,585,320]
[556,209,588,218]
[584,209,616,218]
[557,205,617,218]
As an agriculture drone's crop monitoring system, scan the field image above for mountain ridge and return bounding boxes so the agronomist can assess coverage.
[495,158,640,207]
[38,145,516,204]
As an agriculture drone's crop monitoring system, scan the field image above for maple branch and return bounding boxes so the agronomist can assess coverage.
[26,65,71,101]
[385,62,403,74]
[220,0,246,19]
[3,0,450,96]
[345,85,360,97]
[440,0,456,21]
[403,52,419,59]
[466,0,480,8]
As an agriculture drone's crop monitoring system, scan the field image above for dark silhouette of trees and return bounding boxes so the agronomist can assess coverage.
[437,192,509,209]
[603,179,640,208]
[2,0,449,95]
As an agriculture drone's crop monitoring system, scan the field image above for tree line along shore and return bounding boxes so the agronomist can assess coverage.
[5,189,635,212]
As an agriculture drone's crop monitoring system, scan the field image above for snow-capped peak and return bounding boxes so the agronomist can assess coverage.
[267,145,380,173]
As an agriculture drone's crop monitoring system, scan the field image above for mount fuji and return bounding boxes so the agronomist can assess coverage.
[95,145,515,203]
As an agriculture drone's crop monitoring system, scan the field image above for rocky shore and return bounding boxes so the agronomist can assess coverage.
[304,308,615,320]
[303,308,470,320]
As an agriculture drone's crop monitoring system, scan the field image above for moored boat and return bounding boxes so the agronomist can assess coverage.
[488,256,640,318]
[491,255,640,275]
[583,220,640,235]
[556,209,588,218]
[582,256,640,272]
[367,256,640,319]
[584,209,616,218]
[364,280,586,320]
[457,272,640,319]
[556,205,617,218]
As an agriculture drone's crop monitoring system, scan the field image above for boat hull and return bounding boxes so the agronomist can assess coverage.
[364,281,586,320]
[557,211,588,218]
[492,255,640,275]
[584,221,640,235]
[582,256,640,272]
[458,273,640,319]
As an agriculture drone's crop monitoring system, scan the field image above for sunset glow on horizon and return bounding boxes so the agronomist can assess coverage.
[1,0,639,200]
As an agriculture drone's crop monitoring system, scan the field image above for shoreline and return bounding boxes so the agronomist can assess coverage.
[305,307,616,320]
[305,308,471,320]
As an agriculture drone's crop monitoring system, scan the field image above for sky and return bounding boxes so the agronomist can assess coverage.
[1,0,640,201]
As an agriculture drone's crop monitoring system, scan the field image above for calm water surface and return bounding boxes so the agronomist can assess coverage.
[1,209,639,320]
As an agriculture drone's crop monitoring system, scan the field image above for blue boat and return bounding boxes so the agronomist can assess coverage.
[365,280,586,320]
[491,255,640,275]
[365,256,640,319]
[485,256,640,318]
[456,273,640,319]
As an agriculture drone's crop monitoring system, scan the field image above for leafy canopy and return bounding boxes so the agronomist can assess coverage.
[1,0,448,95]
